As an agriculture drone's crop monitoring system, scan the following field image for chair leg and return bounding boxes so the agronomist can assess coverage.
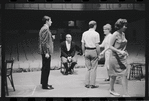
[10,75,15,91]
[139,66,143,81]
[140,66,143,78]
[8,76,15,91]
[5,78,9,96]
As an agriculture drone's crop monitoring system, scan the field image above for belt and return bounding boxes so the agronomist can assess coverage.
[85,47,96,50]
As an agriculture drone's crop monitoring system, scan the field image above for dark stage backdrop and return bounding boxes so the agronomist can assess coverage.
[4,10,145,66]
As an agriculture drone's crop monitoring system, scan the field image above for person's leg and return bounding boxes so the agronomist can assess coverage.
[90,50,98,87]
[84,50,91,87]
[105,51,110,81]
[42,55,51,88]
[109,76,120,96]
[104,62,110,81]
[122,75,129,96]
[105,69,110,81]
[46,55,51,85]
[68,57,77,72]
[127,64,132,79]
[41,54,45,85]
[110,76,116,91]
[62,57,69,75]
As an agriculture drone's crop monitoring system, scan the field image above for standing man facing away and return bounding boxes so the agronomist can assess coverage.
[39,16,54,90]
[81,20,100,88]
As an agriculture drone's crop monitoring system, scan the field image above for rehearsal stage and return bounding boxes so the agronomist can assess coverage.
[4,10,145,97]
[4,23,145,98]
[4,33,146,97]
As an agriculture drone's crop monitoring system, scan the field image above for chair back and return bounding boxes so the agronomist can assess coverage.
[5,60,14,76]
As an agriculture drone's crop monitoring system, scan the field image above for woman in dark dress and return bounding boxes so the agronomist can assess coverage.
[101,18,129,97]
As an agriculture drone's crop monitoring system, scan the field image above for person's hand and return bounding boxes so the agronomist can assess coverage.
[123,51,129,59]
[45,53,50,58]
[67,56,72,62]
[82,53,85,56]
[100,51,104,56]
[120,50,127,56]
[124,51,129,57]
[52,35,55,40]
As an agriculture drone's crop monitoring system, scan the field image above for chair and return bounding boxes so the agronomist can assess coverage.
[129,63,144,81]
[60,58,75,75]
[60,46,82,75]
[5,59,15,96]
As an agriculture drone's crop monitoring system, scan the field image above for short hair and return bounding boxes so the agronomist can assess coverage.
[103,24,112,32]
[115,18,127,30]
[66,34,72,38]
[89,20,97,28]
[42,16,51,24]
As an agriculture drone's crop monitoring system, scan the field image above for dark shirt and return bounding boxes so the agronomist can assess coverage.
[60,41,76,58]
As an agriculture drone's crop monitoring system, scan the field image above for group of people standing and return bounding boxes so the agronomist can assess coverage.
[38,15,130,97]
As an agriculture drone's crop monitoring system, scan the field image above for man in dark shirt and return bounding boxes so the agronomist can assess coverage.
[60,34,77,75]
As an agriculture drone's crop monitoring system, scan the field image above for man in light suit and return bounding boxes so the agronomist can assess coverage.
[60,34,77,75]
[39,16,54,90]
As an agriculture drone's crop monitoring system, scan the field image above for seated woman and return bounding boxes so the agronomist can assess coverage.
[60,34,77,75]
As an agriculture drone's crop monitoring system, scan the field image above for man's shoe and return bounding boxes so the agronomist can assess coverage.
[68,71,72,74]
[65,72,68,75]
[105,78,110,81]
[90,85,99,88]
[47,85,53,88]
[85,85,90,88]
[42,86,54,90]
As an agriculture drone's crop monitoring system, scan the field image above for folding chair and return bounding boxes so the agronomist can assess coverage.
[5,59,15,96]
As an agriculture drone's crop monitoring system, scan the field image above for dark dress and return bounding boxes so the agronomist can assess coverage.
[109,32,128,76]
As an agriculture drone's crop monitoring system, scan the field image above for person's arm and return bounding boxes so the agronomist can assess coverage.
[99,37,105,48]
[70,42,76,57]
[41,29,50,58]
[122,33,127,51]
[81,33,85,56]
[99,36,110,55]
[95,33,100,56]
[61,42,69,58]
[82,42,85,56]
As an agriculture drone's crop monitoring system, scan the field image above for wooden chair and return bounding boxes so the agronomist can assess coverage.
[5,59,15,96]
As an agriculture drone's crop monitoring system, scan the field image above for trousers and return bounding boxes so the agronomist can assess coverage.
[40,54,51,87]
[84,49,98,85]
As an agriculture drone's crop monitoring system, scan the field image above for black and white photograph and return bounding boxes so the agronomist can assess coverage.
[4,3,145,97]
[0,7,1,97]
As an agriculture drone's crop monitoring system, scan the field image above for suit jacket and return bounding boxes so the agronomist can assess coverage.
[60,41,76,58]
[39,24,53,55]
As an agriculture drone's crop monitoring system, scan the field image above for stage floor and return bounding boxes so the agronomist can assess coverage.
[5,66,145,97]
